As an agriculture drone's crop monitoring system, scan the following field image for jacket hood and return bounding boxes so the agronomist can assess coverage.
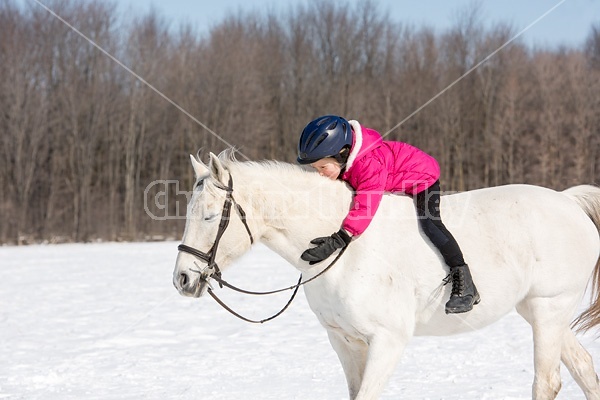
[346,120,383,171]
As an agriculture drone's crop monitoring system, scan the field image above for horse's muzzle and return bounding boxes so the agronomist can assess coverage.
[173,270,208,298]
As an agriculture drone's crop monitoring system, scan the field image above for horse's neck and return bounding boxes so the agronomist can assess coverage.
[230,162,352,269]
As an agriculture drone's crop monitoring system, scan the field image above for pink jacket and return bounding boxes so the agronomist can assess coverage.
[341,120,440,236]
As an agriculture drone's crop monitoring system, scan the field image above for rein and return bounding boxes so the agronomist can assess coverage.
[177,173,347,324]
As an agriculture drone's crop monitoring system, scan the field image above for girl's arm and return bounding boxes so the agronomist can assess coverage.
[342,157,388,236]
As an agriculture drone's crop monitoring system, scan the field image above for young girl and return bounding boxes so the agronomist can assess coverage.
[297,115,480,314]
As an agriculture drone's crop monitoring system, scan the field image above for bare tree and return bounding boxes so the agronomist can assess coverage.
[1,1,49,243]
[585,22,600,69]
[1,0,598,244]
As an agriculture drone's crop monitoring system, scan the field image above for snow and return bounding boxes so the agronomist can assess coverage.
[1,241,599,399]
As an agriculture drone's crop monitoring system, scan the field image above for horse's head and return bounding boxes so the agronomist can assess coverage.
[173,152,254,297]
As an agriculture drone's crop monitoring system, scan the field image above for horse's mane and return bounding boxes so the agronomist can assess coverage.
[215,149,352,224]
[218,149,345,193]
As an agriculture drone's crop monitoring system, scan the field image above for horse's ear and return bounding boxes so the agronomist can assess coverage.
[208,152,226,183]
[190,154,209,180]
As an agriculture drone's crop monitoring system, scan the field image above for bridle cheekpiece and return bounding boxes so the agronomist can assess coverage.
[177,173,253,285]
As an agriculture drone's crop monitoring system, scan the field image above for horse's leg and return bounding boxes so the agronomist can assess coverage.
[517,297,570,400]
[560,329,600,400]
[326,330,368,399]
[353,331,409,400]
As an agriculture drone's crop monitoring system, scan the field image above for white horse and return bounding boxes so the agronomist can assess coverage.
[173,151,600,400]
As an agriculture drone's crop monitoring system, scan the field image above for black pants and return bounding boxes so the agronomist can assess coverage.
[413,181,465,268]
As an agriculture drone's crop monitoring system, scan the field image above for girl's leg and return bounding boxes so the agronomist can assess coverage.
[415,181,480,313]
[415,181,465,267]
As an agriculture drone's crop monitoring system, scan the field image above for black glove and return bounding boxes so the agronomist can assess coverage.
[301,229,352,265]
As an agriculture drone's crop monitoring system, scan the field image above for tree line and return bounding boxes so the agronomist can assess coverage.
[1,0,599,244]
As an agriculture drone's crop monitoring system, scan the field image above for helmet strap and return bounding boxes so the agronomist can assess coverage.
[334,147,350,178]
[334,146,350,165]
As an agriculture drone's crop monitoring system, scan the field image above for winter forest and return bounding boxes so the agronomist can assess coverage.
[1,0,600,244]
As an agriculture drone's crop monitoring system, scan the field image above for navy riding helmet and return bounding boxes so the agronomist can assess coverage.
[297,115,353,165]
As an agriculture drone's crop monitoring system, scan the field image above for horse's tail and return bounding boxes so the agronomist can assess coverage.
[563,184,600,332]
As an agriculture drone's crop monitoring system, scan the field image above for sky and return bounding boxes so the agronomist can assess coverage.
[112,0,600,49]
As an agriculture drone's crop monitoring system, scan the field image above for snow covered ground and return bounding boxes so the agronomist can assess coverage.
[1,241,599,399]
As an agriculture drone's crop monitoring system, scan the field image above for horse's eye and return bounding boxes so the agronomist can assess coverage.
[204,213,219,222]
[195,180,204,190]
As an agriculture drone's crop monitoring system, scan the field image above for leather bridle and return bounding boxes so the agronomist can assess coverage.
[178,174,253,285]
[177,172,347,324]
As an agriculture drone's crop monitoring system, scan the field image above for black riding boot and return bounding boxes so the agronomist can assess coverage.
[445,264,480,314]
